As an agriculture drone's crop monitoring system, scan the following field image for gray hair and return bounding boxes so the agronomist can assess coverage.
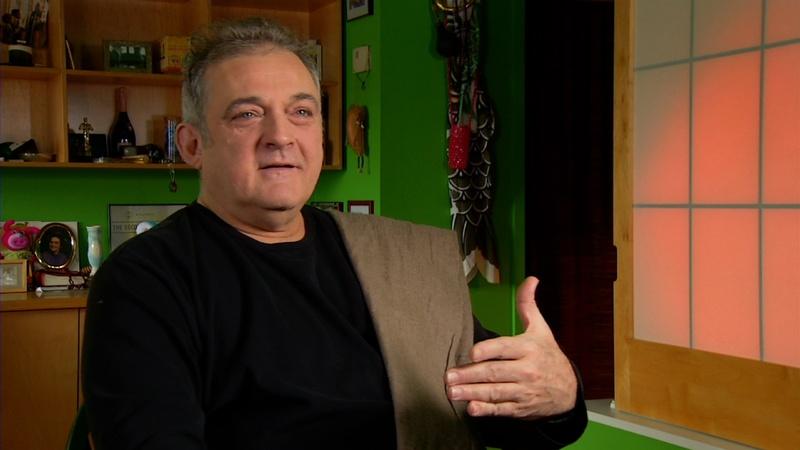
[181,17,321,137]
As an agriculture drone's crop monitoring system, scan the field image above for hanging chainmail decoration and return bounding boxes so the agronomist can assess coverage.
[434,0,500,284]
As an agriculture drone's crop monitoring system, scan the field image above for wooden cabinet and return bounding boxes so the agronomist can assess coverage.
[0,292,87,450]
[0,0,343,170]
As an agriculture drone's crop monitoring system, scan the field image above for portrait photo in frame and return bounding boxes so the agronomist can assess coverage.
[33,222,77,270]
[0,259,27,293]
[347,0,373,21]
[347,200,374,215]
[103,40,152,73]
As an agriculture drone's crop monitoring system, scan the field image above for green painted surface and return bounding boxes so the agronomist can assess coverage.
[378,0,450,229]
[470,0,527,336]
[568,422,686,450]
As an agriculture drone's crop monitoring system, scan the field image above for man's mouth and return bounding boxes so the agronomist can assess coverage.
[259,163,300,173]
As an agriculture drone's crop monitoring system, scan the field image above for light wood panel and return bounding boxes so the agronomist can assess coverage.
[79,308,86,406]
[0,309,81,450]
[0,290,87,311]
[1,0,344,168]
[613,0,634,411]
[210,5,311,37]
[614,1,800,448]
[625,340,800,448]
[67,83,182,146]
[64,0,201,71]
[0,161,195,170]
[67,70,183,86]
[311,0,342,169]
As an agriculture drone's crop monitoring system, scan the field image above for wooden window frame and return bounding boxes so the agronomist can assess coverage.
[613,1,800,448]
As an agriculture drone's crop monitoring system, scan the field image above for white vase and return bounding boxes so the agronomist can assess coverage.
[86,225,102,276]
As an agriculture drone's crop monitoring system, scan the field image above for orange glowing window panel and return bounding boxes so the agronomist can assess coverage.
[634,0,690,67]
[693,0,761,56]
[765,0,800,44]
[763,211,800,367]
[763,45,800,204]
[692,53,760,204]
[633,209,689,346]
[634,65,690,204]
[692,209,760,360]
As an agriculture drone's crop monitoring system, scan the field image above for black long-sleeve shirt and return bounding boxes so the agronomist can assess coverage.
[83,203,586,449]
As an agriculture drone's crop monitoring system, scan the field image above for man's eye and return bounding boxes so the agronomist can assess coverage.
[234,111,260,120]
[295,108,314,118]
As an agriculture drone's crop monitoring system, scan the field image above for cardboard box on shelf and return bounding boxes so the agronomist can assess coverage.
[159,35,190,74]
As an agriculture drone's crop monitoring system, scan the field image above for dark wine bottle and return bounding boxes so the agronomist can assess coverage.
[108,87,136,158]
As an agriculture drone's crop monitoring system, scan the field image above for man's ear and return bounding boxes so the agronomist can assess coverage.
[176,122,204,169]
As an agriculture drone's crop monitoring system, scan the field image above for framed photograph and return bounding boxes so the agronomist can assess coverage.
[103,40,152,73]
[310,201,344,212]
[347,0,373,21]
[109,204,187,251]
[33,223,76,270]
[348,200,374,215]
[0,259,27,293]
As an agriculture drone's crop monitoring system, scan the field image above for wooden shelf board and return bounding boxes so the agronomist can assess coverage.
[0,65,60,80]
[67,70,183,87]
[0,290,87,312]
[0,161,195,170]
[212,0,337,12]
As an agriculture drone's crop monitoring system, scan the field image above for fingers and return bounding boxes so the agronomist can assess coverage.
[446,359,530,385]
[447,381,526,404]
[466,401,539,419]
[470,335,530,362]
[516,276,541,331]
[516,276,554,339]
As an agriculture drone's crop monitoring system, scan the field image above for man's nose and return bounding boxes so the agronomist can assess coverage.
[260,113,293,149]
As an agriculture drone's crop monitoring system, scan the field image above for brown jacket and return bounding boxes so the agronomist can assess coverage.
[330,211,484,450]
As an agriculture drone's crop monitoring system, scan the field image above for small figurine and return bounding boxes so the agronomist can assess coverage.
[78,117,93,158]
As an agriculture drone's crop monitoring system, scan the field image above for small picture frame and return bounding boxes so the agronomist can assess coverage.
[348,200,374,215]
[347,0,373,21]
[0,259,28,293]
[310,201,344,212]
[103,40,152,73]
[33,223,77,270]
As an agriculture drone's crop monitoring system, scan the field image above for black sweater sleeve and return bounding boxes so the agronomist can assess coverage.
[468,316,588,449]
[82,249,206,450]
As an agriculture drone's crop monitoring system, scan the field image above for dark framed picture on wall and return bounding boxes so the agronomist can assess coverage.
[347,200,374,215]
[347,0,373,21]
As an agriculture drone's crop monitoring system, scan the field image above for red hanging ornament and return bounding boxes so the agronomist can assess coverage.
[448,122,470,170]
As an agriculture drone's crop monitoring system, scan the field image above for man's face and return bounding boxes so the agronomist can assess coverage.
[195,47,323,219]
[49,236,61,254]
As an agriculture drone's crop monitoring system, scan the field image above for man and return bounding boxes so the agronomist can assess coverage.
[83,17,587,449]
[42,235,69,266]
